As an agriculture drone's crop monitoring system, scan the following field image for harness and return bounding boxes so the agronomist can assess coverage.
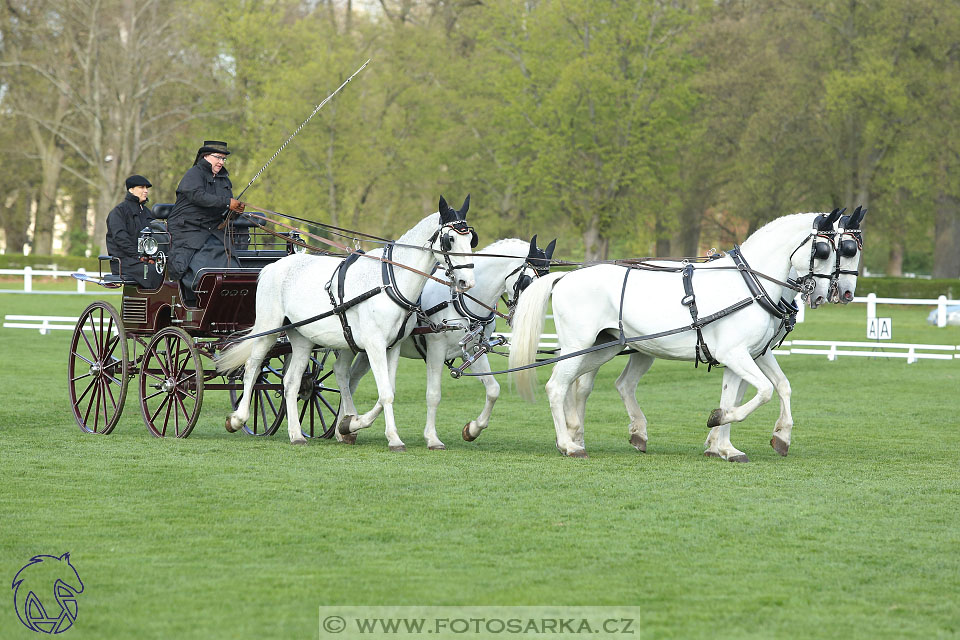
[458,234,829,378]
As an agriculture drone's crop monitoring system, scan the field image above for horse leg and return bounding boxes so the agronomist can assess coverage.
[706,350,775,462]
[756,350,793,456]
[616,352,654,452]
[567,370,597,449]
[347,345,404,451]
[462,354,498,442]
[704,370,747,458]
[423,342,447,450]
[225,336,273,432]
[282,332,314,445]
[333,351,361,444]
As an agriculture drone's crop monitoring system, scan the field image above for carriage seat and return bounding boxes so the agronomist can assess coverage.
[151,203,172,219]
[96,256,140,285]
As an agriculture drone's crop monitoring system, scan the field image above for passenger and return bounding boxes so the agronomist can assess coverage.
[167,140,246,305]
[105,174,163,289]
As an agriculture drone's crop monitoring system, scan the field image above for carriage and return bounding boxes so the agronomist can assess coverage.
[67,205,342,439]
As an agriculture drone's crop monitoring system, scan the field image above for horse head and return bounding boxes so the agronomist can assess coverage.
[794,208,843,309]
[433,194,477,292]
[831,205,866,303]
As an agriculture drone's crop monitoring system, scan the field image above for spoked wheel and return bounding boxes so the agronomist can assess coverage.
[139,327,204,438]
[290,350,341,439]
[67,301,129,434]
[228,357,285,436]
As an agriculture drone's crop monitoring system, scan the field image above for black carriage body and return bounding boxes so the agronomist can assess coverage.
[68,206,340,439]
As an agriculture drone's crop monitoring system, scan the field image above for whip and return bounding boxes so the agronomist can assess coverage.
[236,59,370,199]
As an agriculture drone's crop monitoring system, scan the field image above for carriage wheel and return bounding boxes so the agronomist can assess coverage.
[67,301,129,434]
[289,350,341,439]
[228,357,284,436]
[139,327,204,438]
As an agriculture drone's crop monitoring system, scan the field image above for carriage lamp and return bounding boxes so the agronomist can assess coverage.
[138,226,171,259]
[285,232,307,254]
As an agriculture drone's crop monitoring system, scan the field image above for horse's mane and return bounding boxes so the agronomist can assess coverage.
[395,212,441,245]
[742,211,819,250]
[476,237,527,256]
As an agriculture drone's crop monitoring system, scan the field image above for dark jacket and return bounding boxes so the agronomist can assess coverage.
[167,159,234,279]
[105,192,162,288]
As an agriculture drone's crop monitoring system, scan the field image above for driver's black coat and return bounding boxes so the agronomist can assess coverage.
[167,158,235,280]
[105,191,162,288]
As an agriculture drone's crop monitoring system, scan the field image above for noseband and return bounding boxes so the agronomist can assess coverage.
[431,222,477,281]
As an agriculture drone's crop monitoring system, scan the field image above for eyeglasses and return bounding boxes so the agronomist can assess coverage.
[209,154,227,162]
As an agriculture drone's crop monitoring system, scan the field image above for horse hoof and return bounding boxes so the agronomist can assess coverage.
[770,436,789,456]
[704,450,722,458]
[225,416,237,433]
[461,422,477,442]
[428,443,446,451]
[389,444,406,452]
[337,414,354,435]
[567,449,589,459]
[728,453,750,463]
[291,438,307,446]
[707,408,724,428]
[339,432,357,445]
[629,434,647,453]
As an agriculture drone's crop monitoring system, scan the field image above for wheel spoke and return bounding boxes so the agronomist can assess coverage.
[88,314,102,356]
[150,394,170,424]
[103,333,121,363]
[103,375,118,411]
[71,372,92,383]
[79,324,96,359]
[73,352,95,367]
[143,388,165,401]
[82,378,101,428]
[149,344,171,379]
[162,396,173,437]
[319,392,339,415]
[74,376,97,407]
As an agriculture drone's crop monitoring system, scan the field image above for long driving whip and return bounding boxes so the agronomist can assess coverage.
[236,59,370,199]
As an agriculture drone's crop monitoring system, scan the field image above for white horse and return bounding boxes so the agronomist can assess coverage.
[344,236,556,449]
[508,211,844,458]
[216,196,477,450]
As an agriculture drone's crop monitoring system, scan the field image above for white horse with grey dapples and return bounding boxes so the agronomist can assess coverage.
[344,236,556,449]
[565,207,867,459]
[509,211,842,459]
[216,196,476,450]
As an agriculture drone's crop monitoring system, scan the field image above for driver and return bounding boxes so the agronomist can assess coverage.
[167,140,246,305]
[105,174,163,288]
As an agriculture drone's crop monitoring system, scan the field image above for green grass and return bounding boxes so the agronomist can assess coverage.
[1,293,959,639]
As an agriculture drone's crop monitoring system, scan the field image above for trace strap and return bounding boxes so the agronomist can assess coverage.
[458,246,799,378]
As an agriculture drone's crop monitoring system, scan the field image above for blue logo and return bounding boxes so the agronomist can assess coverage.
[12,553,84,634]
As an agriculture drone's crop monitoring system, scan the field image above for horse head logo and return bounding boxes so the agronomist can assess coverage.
[12,553,84,634]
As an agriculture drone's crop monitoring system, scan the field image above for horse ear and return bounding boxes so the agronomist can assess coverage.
[545,239,557,258]
[438,195,449,215]
[850,205,866,228]
[459,194,470,217]
[528,235,539,256]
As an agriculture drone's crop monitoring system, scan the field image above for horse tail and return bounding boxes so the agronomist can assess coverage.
[509,272,566,401]
[215,260,287,374]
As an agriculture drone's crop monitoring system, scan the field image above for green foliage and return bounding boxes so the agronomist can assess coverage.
[858,276,958,300]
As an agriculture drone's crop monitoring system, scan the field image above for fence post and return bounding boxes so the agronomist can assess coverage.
[828,344,837,361]
[24,266,32,292]
[907,347,917,364]
[77,267,87,293]
[866,292,876,320]
[937,295,947,328]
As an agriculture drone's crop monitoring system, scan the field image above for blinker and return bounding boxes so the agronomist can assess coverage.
[813,241,831,260]
[839,239,858,258]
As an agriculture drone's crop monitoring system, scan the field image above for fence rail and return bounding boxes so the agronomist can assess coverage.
[0,266,114,294]
[7,314,956,364]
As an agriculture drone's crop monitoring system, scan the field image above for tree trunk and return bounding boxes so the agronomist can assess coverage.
[32,148,65,256]
[0,189,33,254]
[886,240,904,277]
[933,191,960,278]
[582,214,608,261]
[670,205,703,257]
[66,183,91,257]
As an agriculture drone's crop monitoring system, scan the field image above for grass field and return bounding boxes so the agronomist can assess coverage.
[1,291,959,639]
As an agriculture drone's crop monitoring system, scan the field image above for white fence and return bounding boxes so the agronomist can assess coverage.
[0,267,116,295]
[855,293,958,328]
